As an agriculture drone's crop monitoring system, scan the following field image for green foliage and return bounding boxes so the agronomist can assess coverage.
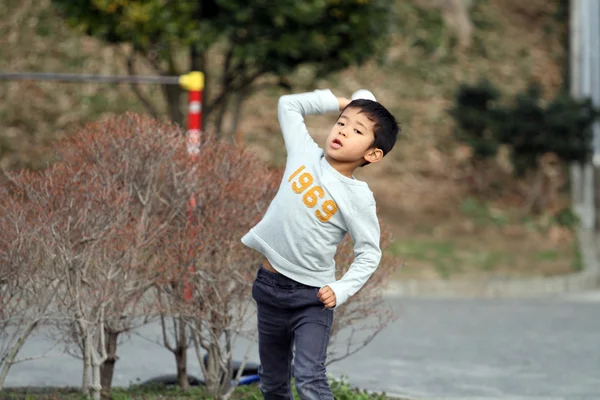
[496,83,548,176]
[448,79,503,160]
[1,378,398,399]
[571,246,584,271]
[390,238,460,278]
[459,197,509,227]
[327,377,390,400]
[51,0,394,127]
[52,0,219,52]
[498,83,597,176]
[216,0,393,77]
[552,207,580,228]
[394,1,446,56]
[449,79,599,176]
[543,94,596,167]
[534,249,558,261]
[52,0,392,75]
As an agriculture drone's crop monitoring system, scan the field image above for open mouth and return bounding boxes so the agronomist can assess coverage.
[332,138,343,149]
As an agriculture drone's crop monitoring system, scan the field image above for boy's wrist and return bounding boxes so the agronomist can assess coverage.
[337,97,351,111]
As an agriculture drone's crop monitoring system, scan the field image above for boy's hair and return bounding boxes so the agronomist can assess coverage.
[344,99,401,167]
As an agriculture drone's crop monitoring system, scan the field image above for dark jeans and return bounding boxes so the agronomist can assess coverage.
[252,265,334,400]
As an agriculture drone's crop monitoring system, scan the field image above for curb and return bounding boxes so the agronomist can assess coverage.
[383,227,600,298]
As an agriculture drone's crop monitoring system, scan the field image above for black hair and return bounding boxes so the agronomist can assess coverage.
[344,99,401,166]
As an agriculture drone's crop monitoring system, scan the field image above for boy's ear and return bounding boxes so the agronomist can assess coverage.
[364,148,383,164]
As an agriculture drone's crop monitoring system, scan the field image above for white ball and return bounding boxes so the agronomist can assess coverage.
[351,89,377,102]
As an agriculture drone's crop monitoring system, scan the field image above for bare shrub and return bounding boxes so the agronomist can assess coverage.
[50,114,199,399]
[3,114,198,399]
[328,221,402,365]
[0,188,61,390]
[155,133,279,399]
[1,112,401,399]
[5,162,129,400]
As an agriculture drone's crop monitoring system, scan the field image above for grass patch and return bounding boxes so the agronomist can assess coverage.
[388,218,579,280]
[0,378,405,400]
[388,239,459,279]
[534,250,559,262]
[571,246,584,272]
[388,237,515,279]
[459,197,510,227]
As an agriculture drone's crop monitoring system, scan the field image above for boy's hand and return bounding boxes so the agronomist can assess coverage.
[337,97,351,111]
[318,286,336,308]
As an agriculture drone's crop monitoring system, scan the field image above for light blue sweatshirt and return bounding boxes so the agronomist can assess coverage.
[241,89,382,307]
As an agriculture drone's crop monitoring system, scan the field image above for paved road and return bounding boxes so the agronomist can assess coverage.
[6,291,600,399]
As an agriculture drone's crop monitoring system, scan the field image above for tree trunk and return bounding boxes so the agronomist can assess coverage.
[227,90,248,144]
[162,83,185,127]
[175,316,189,391]
[90,347,103,400]
[90,316,108,400]
[214,95,230,137]
[78,320,91,396]
[520,168,544,217]
[100,329,119,400]
[204,344,220,396]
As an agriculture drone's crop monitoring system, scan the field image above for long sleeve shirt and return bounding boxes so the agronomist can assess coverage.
[241,89,382,307]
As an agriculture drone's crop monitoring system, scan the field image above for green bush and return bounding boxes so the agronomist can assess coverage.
[448,79,503,161]
[236,377,392,400]
[449,79,598,176]
[497,83,597,176]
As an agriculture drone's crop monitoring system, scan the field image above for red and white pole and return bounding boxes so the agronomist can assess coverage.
[180,72,204,160]
[179,71,205,301]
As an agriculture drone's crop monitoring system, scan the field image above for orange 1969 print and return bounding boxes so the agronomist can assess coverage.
[288,165,338,222]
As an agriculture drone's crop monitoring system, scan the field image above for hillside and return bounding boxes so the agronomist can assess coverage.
[0,0,574,280]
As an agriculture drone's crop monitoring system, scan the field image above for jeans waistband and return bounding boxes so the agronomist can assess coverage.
[256,264,315,289]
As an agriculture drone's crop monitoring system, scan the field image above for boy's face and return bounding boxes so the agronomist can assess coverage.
[325,107,382,167]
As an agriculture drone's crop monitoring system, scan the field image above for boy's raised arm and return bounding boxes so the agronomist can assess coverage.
[277,89,344,156]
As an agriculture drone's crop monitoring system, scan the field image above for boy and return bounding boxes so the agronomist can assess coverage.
[241,88,400,400]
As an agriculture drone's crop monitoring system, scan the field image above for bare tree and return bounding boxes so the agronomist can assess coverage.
[3,110,196,399]
[5,161,132,400]
[155,133,279,399]
[0,188,61,390]
[327,221,403,365]
[155,288,194,390]
[2,110,399,399]
[49,113,200,399]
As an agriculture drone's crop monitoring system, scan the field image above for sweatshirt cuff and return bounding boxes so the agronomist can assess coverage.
[315,89,341,114]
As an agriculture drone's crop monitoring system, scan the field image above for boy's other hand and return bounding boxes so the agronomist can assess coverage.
[337,97,351,111]
[318,286,336,308]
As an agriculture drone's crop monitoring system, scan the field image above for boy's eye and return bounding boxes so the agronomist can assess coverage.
[354,129,362,134]
[337,122,344,126]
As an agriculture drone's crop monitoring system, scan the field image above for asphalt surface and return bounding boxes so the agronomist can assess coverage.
[5,291,600,399]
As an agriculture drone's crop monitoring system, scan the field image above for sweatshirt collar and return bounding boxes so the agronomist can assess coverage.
[320,157,368,186]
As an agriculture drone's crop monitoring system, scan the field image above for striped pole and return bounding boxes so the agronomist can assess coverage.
[178,72,205,301]
[179,72,205,159]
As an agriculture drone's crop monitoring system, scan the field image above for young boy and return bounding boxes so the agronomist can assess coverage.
[241,88,400,400]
